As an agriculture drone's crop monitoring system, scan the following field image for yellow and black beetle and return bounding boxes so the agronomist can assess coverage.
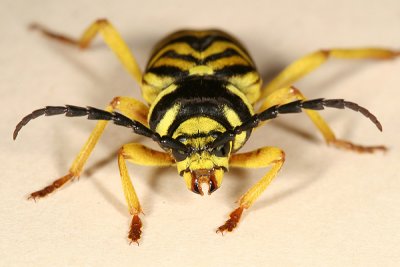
[14,19,399,244]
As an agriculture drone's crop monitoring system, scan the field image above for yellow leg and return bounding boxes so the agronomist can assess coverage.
[261,48,400,99]
[258,86,386,153]
[217,147,285,233]
[118,143,174,244]
[31,19,142,84]
[29,96,149,200]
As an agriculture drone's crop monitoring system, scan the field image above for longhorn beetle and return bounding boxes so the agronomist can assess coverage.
[14,19,399,244]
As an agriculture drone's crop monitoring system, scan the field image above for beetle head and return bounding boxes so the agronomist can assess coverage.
[170,117,231,195]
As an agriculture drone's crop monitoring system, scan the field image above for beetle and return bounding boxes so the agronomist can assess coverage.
[14,19,399,244]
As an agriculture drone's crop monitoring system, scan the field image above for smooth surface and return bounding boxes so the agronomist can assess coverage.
[1,0,400,266]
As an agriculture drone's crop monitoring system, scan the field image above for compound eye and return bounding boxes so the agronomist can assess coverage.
[213,142,231,157]
[172,149,189,162]
[176,135,187,143]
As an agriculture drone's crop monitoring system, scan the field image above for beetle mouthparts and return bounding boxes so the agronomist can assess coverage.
[191,169,219,195]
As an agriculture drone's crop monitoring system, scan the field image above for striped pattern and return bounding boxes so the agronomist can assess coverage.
[144,30,261,151]
[142,30,261,104]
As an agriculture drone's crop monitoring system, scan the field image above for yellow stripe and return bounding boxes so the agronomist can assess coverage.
[207,55,250,69]
[225,84,254,115]
[228,72,261,104]
[148,41,253,69]
[147,84,180,133]
[143,73,174,88]
[189,65,214,76]
[142,74,175,104]
[224,84,255,150]
[155,103,181,136]
[223,106,247,150]
[172,117,226,137]
[202,41,253,64]
[151,57,197,69]
[148,43,198,68]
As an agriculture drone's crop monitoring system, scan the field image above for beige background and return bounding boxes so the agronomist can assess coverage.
[1,0,400,266]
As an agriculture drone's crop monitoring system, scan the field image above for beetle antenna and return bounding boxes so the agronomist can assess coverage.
[13,105,190,154]
[210,98,382,148]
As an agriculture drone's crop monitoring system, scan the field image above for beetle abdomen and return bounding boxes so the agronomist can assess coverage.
[142,29,262,105]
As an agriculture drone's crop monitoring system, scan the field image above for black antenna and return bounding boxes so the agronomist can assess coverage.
[210,98,382,149]
[13,105,190,154]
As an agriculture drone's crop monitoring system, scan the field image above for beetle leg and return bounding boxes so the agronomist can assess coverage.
[30,19,142,84]
[117,143,175,244]
[217,147,285,234]
[258,86,386,153]
[260,48,399,99]
[28,97,148,200]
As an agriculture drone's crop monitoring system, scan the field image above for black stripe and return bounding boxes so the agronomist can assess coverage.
[157,50,200,64]
[149,76,252,135]
[203,48,245,64]
[147,65,189,79]
[153,48,250,66]
[214,65,255,77]
[148,64,254,81]
[177,131,222,141]
[164,35,232,52]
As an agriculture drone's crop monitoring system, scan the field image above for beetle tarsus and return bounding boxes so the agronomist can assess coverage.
[29,22,79,46]
[128,214,142,245]
[328,139,387,153]
[216,206,244,234]
[28,173,75,200]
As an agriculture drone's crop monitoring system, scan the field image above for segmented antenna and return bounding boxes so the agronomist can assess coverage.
[210,98,382,148]
[13,105,190,153]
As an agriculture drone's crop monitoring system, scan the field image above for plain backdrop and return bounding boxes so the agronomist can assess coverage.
[1,0,400,266]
